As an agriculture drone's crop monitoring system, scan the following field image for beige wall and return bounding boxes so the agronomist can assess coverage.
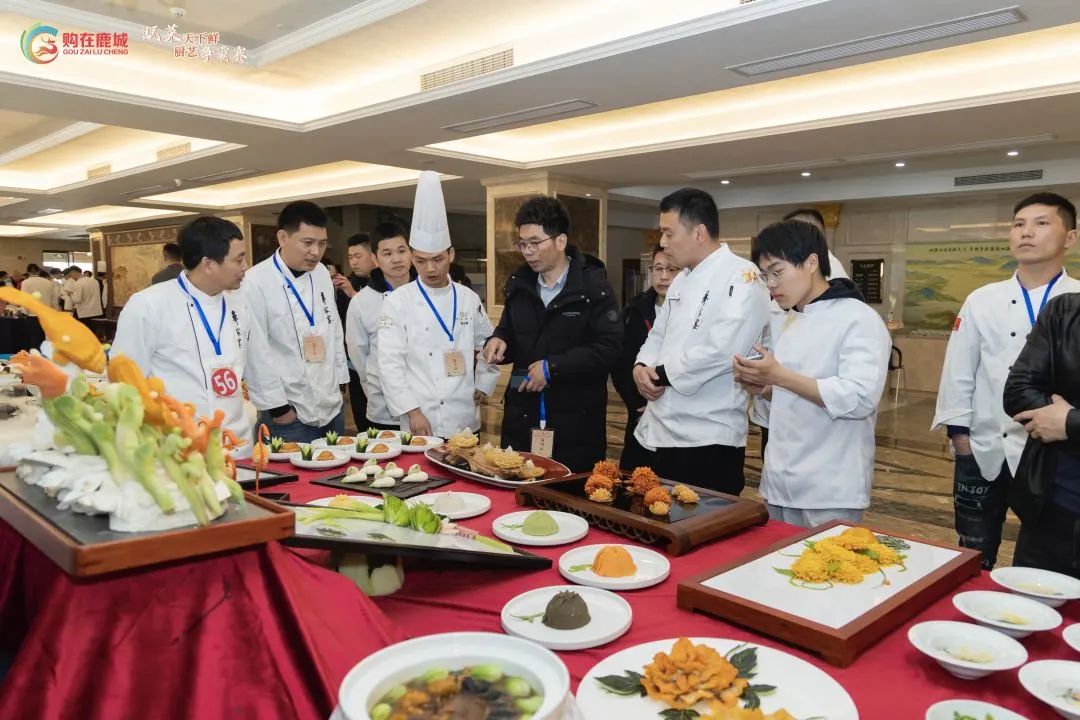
[0,237,89,276]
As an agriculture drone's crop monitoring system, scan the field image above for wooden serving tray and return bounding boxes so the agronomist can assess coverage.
[0,472,294,577]
[676,520,982,667]
[514,473,768,556]
[311,472,453,499]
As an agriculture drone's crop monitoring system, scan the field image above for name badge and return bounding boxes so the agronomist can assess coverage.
[444,350,466,377]
[530,427,555,458]
[210,366,240,399]
[303,333,327,363]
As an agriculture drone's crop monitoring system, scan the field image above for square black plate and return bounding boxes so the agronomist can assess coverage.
[233,466,298,490]
[311,473,453,499]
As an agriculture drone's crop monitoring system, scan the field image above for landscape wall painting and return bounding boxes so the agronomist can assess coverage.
[904,240,1080,331]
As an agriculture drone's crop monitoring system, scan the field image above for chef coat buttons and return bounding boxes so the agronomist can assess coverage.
[1003,432,1008,438]
[1010,332,1016,337]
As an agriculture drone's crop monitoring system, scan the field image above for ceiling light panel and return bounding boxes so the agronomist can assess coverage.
[15,205,193,227]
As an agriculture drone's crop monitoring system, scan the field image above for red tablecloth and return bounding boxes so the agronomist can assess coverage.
[2,454,1075,719]
[276,458,1072,720]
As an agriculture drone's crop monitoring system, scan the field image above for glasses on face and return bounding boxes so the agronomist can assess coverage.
[515,235,557,254]
[763,268,785,287]
[648,264,682,276]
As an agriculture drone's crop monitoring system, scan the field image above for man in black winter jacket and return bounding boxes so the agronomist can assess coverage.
[1005,292,1080,577]
[612,245,680,470]
[483,195,622,472]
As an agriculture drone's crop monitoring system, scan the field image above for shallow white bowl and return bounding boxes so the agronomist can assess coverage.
[1064,624,1080,655]
[991,567,1080,607]
[1019,659,1080,719]
[401,435,444,452]
[953,590,1062,638]
[908,620,1027,679]
[348,445,402,462]
[558,543,670,591]
[311,436,359,449]
[338,632,570,720]
[925,698,1030,720]
[501,585,632,651]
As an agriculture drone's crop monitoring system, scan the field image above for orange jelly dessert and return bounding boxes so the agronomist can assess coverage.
[591,545,637,577]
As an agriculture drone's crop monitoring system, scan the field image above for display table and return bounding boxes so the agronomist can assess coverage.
[1,454,1076,719]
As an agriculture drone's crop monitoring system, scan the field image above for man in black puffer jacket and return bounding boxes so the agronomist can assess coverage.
[483,195,622,472]
[1004,292,1080,577]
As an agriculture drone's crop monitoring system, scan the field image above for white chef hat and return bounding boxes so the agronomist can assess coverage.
[409,171,451,253]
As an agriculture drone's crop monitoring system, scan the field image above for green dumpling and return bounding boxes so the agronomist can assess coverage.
[522,510,559,537]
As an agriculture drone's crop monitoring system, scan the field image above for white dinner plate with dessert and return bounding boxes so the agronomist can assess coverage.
[408,491,491,520]
[493,510,589,547]
[501,585,632,651]
[558,543,670,592]
[290,449,352,470]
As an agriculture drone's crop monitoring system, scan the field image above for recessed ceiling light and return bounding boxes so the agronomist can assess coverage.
[895,161,906,167]
[801,171,811,177]
[37,208,63,215]
[585,193,592,197]
[1007,150,1020,156]
[720,179,731,185]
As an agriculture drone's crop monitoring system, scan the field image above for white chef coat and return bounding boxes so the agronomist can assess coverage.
[111,274,253,456]
[345,284,399,426]
[748,300,789,429]
[243,250,348,427]
[635,244,770,449]
[71,276,103,318]
[761,295,891,509]
[19,276,59,313]
[827,251,848,280]
[933,270,1080,481]
[377,278,498,437]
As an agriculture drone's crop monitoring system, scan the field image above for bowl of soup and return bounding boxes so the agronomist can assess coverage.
[338,632,571,720]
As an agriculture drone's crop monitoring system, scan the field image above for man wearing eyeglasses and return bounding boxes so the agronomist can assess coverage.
[632,188,770,494]
[483,195,622,472]
[612,245,681,470]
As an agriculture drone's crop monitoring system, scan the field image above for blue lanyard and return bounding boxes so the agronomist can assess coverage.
[539,360,551,429]
[272,254,315,327]
[177,275,226,356]
[1019,271,1062,327]
[416,280,457,344]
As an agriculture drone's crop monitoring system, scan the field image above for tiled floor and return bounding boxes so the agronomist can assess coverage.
[349,381,1015,565]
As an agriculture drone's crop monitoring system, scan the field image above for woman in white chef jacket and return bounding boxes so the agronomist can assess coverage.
[734,220,891,528]
[111,216,253,457]
[377,172,498,438]
[243,201,349,443]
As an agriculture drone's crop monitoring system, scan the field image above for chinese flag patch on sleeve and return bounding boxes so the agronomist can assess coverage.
[953,316,962,331]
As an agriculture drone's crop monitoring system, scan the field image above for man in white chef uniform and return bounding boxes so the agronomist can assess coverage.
[345,220,417,431]
[111,216,253,455]
[244,200,349,443]
[751,207,849,456]
[632,188,770,494]
[933,191,1080,569]
[734,219,891,527]
[378,172,498,438]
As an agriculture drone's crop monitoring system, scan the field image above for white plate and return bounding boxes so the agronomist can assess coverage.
[400,436,444,452]
[558,544,670,591]
[953,590,1062,638]
[360,429,404,443]
[991,566,1080,607]
[501,585,631,651]
[925,699,1030,720]
[493,510,589,547]
[311,437,359,449]
[409,491,491,520]
[1065,624,1080,654]
[348,445,402,462]
[290,451,352,470]
[908,620,1027,680]
[576,637,858,720]
[425,447,570,490]
[267,450,300,462]
[309,495,382,508]
[1019,660,1080,719]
